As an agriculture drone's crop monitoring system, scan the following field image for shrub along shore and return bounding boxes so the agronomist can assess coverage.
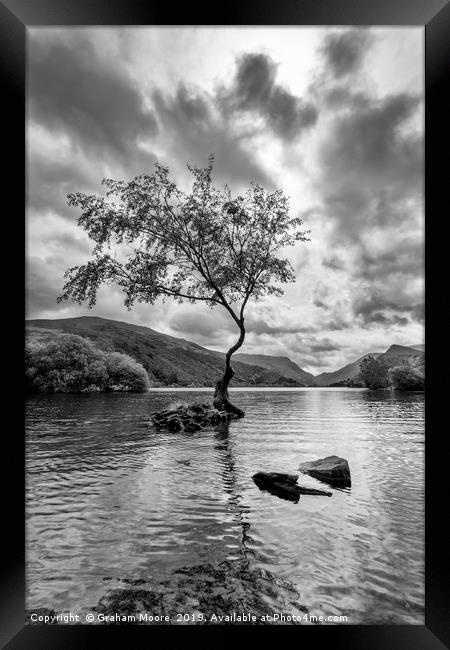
[26,332,150,393]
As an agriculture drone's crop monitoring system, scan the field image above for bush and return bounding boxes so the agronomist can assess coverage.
[359,355,389,390]
[165,371,178,385]
[25,333,149,393]
[389,365,425,391]
[103,351,150,392]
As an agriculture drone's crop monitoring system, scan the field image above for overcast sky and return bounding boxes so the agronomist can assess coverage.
[26,27,424,373]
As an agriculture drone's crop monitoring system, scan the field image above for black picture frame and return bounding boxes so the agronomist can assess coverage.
[2,0,449,647]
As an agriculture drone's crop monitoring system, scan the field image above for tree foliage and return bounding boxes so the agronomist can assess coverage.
[57,156,309,414]
[360,352,425,391]
[25,333,150,393]
[359,355,390,390]
[388,364,425,391]
[59,157,308,318]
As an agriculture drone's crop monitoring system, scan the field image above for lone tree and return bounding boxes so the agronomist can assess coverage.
[58,156,309,416]
[359,355,389,390]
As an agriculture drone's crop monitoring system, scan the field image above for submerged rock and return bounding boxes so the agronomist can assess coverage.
[92,560,308,624]
[30,562,309,626]
[299,456,351,487]
[166,416,183,431]
[151,401,237,433]
[252,472,332,502]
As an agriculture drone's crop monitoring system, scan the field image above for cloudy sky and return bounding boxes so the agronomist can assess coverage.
[26,27,424,374]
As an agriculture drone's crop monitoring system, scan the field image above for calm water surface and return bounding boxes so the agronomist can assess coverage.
[26,388,424,624]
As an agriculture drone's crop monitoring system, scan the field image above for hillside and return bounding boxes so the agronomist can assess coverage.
[314,353,381,387]
[234,353,314,385]
[380,344,424,362]
[314,345,425,386]
[379,344,425,375]
[25,317,303,388]
[314,344,425,387]
[25,318,425,389]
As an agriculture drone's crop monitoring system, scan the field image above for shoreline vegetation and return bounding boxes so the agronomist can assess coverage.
[25,332,150,394]
[25,317,424,393]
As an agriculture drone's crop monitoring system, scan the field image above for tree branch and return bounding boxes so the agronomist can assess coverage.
[156,285,221,303]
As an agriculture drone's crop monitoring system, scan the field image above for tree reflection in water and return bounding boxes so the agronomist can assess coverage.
[213,421,254,567]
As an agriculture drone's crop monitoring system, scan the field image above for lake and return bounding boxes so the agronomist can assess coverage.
[25,388,424,624]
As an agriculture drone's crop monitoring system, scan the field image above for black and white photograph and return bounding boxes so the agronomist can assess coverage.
[25,25,425,626]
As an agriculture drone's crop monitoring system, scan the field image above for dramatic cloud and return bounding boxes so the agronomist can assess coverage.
[26,27,424,373]
[318,92,423,241]
[359,238,424,281]
[245,320,306,336]
[326,93,421,186]
[26,256,67,315]
[223,53,318,140]
[321,255,346,272]
[321,29,373,78]
[151,84,274,189]
[27,142,96,218]
[353,290,424,327]
[28,34,158,163]
[308,338,341,353]
[168,302,236,342]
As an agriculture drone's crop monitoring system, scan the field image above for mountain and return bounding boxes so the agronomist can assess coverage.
[313,344,425,387]
[25,316,304,388]
[313,353,381,387]
[379,344,425,363]
[410,344,425,352]
[234,353,314,386]
[25,317,426,389]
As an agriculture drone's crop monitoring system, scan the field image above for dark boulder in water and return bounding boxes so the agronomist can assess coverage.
[252,472,332,502]
[151,401,238,433]
[253,472,299,486]
[166,416,183,431]
[253,472,301,502]
[299,455,351,487]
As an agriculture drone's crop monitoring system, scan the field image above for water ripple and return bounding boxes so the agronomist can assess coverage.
[26,389,424,623]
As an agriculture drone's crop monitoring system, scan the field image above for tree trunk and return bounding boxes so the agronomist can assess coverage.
[213,323,246,418]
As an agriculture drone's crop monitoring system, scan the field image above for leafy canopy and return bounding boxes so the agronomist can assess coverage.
[359,355,389,390]
[58,156,309,326]
[25,333,150,393]
[388,363,424,391]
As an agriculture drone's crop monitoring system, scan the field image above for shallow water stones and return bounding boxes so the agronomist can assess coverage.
[151,401,236,432]
[252,472,332,502]
[253,472,301,502]
[91,560,308,624]
[298,455,351,487]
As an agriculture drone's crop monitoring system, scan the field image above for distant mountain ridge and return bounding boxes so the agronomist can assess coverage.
[380,344,424,359]
[234,353,314,385]
[25,317,307,387]
[26,316,424,388]
[313,353,381,387]
[315,344,424,386]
